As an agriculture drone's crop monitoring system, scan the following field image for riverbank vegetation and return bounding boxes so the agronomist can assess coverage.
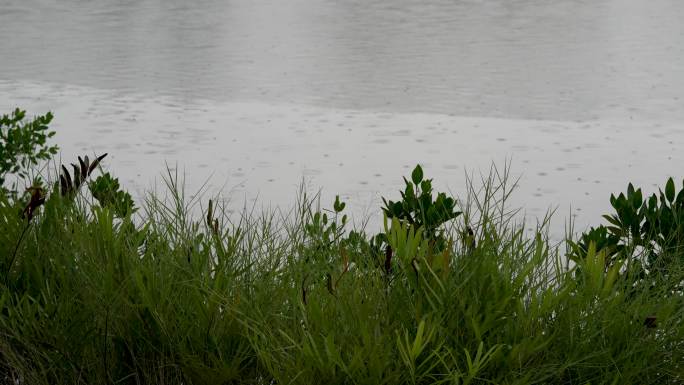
[1,109,683,384]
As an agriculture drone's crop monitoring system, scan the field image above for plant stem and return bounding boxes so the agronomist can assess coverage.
[6,221,30,285]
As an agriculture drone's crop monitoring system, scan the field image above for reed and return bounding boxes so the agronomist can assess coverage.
[1,159,682,385]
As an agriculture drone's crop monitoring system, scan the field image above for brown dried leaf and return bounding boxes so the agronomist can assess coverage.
[22,187,46,221]
[60,175,68,195]
[71,163,81,188]
[61,165,72,193]
[78,156,87,180]
[88,153,108,176]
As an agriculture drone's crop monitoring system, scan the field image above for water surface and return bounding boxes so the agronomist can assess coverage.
[1,0,683,234]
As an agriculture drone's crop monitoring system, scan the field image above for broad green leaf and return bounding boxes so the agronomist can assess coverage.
[411,164,423,184]
[666,177,675,202]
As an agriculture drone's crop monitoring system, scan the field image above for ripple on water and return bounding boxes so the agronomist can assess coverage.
[3,77,684,239]
[302,168,321,176]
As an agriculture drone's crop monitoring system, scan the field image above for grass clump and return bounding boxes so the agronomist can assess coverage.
[0,110,683,384]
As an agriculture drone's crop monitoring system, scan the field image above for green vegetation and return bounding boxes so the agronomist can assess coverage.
[570,179,684,286]
[381,164,460,253]
[0,110,682,384]
[0,109,58,196]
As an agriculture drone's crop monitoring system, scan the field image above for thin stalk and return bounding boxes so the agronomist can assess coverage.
[6,221,30,285]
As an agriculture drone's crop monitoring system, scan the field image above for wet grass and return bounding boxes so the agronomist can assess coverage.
[0,165,683,385]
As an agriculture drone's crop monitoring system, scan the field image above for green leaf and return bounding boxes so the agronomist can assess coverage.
[404,182,415,200]
[665,178,675,203]
[420,179,432,194]
[411,165,423,185]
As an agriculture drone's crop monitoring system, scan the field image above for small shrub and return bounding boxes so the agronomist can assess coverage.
[89,172,137,218]
[381,164,461,251]
[0,109,58,193]
[572,178,684,287]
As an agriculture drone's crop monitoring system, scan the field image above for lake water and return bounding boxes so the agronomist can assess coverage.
[1,0,683,235]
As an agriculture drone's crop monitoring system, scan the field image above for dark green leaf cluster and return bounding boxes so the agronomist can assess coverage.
[571,225,621,259]
[381,165,461,248]
[572,177,684,281]
[0,108,58,191]
[89,172,137,218]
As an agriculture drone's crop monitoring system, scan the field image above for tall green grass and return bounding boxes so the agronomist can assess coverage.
[0,164,682,385]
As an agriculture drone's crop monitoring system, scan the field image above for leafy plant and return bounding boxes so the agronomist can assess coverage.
[0,109,58,193]
[298,195,351,302]
[309,195,346,240]
[569,225,622,267]
[572,178,684,283]
[89,172,136,217]
[381,165,461,250]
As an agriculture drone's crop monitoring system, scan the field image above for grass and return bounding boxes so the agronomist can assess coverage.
[0,163,683,385]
